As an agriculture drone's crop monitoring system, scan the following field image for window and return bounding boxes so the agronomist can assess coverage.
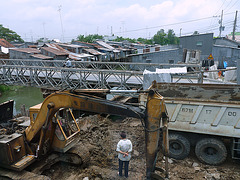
[196,41,203,46]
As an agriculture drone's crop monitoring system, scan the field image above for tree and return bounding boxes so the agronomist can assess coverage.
[166,29,179,44]
[153,29,167,45]
[0,24,24,42]
[137,37,153,45]
[115,36,136,43]
[152,29,179,45]
[76,34,103,43]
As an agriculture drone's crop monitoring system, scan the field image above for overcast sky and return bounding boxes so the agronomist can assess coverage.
[0,0,239,42]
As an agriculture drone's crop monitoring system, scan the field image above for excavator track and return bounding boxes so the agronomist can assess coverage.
[0,167,51,180]
[0,145,90,180]
[29,143,90,175]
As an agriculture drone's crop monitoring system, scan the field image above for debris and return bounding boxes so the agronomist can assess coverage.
[168,158,173,164]
[194,167,201,172]
[1,114,240,179]
[212,173,221,180]
[133,150,139,156]
[192,162,199,167]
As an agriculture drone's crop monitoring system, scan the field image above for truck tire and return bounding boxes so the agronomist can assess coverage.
[195,138,227,165]
[169,133,190,160]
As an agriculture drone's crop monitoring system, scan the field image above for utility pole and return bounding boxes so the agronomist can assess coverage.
[232,11,238,41]
[180,28,182,37]
[58,5,64,42]
[219,10,224,37]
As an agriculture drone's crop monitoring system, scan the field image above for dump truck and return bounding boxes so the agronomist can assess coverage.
[0,89,169,180]
[140,82,240,165]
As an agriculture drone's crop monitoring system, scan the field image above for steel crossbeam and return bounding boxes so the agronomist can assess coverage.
[0,59,201,72]
[0,59,203,92]
[0,65,143,90]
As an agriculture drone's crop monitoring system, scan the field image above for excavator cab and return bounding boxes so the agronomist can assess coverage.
[29,104,81,154]
[51,108,81,153]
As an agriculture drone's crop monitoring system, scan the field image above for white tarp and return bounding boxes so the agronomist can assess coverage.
[156,66,187,74]
[208,64,218,79]
[224,67,237,82]
[1,46,9,54]
[143,70,171,90]
[143,67,188,89]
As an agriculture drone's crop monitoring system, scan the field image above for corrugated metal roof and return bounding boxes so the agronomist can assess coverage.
[98,48,112,52]
[58,43,85,48]
[30,54,53,60]
[113,49,120,53]
[43,43,66,51]
[10,48,40,54]
[0,39,15,48]
[69,52,93,60]
[84,48,104,55]
[96,41,115,50]
[74,41,102,49]
[41,47,68,56]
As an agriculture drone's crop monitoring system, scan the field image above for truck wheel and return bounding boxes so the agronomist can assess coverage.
[195,138,227,165]
[169,133,190,160]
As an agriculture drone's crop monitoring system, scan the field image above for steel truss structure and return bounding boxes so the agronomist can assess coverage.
[0,59,202,91]
[0,65,143,90]
[0,59,201,71]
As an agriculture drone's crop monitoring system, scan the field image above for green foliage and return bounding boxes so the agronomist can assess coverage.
[115,36,136,43]
[0,24,24,42]
[75,29,179,45]
[137,38,153,45]
[153,29,179,45]
[76,34,103,43]
[0,85,10,93]
[37,37,50,43]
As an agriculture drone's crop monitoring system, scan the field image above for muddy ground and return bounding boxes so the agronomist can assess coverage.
[40,115,240,180]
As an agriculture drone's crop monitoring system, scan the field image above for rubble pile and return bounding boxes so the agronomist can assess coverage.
[44,115,240,180]
[1,114,240,179]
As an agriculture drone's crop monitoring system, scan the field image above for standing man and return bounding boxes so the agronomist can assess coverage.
[116,131,132,178]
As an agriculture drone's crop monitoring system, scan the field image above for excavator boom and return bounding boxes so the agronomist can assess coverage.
[0,89,168,179]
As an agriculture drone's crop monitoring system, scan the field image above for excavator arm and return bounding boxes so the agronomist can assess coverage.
[25,91,145,142]
[0,89,168,179]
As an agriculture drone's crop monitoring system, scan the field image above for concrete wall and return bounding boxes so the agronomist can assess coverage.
[180,33,213,60]
[212,45,240,66]
[213,38,239,48]
[129,48,182,65]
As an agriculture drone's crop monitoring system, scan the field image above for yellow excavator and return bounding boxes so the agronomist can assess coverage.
[0,86,169,179]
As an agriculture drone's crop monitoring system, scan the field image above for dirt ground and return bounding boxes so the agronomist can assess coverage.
[40,115,240,180]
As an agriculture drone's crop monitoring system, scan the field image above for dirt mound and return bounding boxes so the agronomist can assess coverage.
[38,115,240,179]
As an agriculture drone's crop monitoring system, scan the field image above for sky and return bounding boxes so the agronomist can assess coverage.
[0,0,239,42]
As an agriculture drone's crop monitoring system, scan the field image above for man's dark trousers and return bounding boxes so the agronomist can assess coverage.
[119,159,129,177]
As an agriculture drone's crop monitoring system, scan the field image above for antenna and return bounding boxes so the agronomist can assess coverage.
[58,5,65,42]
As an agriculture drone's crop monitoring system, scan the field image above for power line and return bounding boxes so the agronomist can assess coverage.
[114,12,235,35]
[214,0,227,15]
[225,0,239,13]
[223,0,234,11]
